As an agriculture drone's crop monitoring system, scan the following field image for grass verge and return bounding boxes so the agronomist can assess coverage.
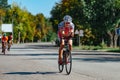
[73,45,120,52]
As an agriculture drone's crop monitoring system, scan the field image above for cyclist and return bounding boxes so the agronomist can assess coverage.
[1,33,8,52]
[58,15,75,64]
[7,33,13,51]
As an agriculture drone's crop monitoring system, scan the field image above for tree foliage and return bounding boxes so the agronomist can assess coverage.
[0,0,10,25]
[1,0,120,46]
[2,1,55,43]
[50,0,120,47]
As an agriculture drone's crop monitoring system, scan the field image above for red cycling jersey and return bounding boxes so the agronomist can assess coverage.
[58,27,73,38]
[8,35,12,40]
[58,21,74,39]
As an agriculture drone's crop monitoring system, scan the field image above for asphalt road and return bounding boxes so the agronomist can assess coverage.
[0,42,120,80]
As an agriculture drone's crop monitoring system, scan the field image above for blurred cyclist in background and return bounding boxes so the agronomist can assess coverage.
[7,33,13,51]
[1,33,8,52]
[57,15,75,64]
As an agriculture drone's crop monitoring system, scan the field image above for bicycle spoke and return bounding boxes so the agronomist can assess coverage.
[65,51,72,75]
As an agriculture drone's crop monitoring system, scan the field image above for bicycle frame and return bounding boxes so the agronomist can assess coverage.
[63,41,69,64]
[58,39,72,75]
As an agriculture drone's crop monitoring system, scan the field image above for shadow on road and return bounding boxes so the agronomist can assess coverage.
[73,53,120,56]
[5,53,120,62]
[1,46,120,62]
[27,57,57,60]
[73,57,120,62]
[8,44,58,50]
[26,44,57,49]
[4,71,58,75]
[73,53,120,62]
[2,53,58,56]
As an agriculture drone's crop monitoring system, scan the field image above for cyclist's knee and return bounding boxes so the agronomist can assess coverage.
[68,40,72,50]
[60,44,64,50]
[69,44,72,51]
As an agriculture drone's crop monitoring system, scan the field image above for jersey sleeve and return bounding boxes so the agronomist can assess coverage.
[70,22,75,32]
[58,21,64,38]
[6,36,8,41]
[58,21,64,29]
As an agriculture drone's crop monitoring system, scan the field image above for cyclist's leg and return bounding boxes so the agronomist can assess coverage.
[9,40,12,50]
[2,42,6,53]
[65,39,72,65]
[2,42,4,52]
[68,39,73,51]
[8,39,12,45]
[7,40,9,50]
[58,38,64,64]
[11,40,13,45]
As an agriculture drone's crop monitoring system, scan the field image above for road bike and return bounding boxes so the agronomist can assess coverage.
[8,40,12,51]
[58,39,72,75]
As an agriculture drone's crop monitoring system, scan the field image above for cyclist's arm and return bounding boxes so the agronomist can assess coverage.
[58,21,65,37]
[69,23,75,37]
[69,31,74,37]
[67,23,75,38]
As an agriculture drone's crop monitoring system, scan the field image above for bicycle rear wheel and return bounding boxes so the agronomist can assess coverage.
[8,43,11,51]
[3,46,6,55]
[65,51,72,75]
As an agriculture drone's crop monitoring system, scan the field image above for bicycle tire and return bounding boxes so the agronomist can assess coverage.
[8,43,11,51]
[58,51,65,73]
[3,46,6,55]
[65,51,72,75]
[58,63,64,73]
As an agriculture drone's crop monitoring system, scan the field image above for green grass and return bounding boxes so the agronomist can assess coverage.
[73,45,120,52]
[100,48,120,52]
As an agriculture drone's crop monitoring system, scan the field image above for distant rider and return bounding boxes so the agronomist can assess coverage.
[7,33,13,51]
[1,33,8,52]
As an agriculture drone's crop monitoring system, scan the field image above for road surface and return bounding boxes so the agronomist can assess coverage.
[0,42,120,80]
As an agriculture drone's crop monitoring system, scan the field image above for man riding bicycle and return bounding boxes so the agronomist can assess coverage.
[58,15,75,64]
[1,33,8,53]
[7,33,13,51]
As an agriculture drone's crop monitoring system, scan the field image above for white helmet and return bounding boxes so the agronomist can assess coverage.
[63,15,72,22]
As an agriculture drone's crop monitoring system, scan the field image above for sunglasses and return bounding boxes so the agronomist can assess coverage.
[65,22,70,24]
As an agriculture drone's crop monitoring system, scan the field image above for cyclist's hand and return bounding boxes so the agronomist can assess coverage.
[62,31,65,35]
[70,32,74,37]
[67,32,74,38]
[62,31,67,37]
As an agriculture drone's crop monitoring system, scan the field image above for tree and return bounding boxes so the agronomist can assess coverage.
[0,9,5,25]
[83,0,120,47]
[50,0,95,45]
[35,14,45,40]
[0,0,10,9]
[0,0,10,24]
[35,13,54,42]
[43,18,54,42]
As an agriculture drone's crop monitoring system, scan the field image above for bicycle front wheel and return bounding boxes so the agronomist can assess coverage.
[58,63,64,73]
[65,51,72,75]
[58,51,66,73]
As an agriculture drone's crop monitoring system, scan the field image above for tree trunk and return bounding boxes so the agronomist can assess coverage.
[114,34,118,48]
[107,31,114,47]
[17,31,21,44]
